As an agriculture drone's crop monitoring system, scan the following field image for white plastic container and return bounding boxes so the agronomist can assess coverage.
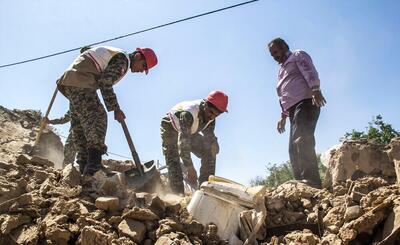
[186,176,266,241]
[187,190,246,240]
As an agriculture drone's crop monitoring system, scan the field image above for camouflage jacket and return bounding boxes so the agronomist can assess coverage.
[174,101,217,167]
[98,53,129,111]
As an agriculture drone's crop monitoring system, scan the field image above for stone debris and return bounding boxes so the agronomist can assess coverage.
[1,106,400,244]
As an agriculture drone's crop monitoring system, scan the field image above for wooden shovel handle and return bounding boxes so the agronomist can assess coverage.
[120,119,144,176]
[33,87,58,147]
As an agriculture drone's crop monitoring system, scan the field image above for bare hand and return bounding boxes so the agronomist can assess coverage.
[312,90,326,107]
[277,116,286,134]
[114,108,126,123]
[42,117,50,124]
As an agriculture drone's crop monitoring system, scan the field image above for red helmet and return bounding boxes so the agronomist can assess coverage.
[136,47,158,74]
[206,90,229,113]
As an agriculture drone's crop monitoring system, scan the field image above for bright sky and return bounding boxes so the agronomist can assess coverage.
[1,0,399,185]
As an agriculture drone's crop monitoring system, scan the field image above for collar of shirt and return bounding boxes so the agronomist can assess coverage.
[280,50,293,66]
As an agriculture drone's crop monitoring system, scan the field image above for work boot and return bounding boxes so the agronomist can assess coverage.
[83,148,103,176]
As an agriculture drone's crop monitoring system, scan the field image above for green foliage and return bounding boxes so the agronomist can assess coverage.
[250,155,327,187]
[343,115,399,145]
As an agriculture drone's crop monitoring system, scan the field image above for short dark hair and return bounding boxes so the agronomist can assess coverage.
[268,38,289,50]
[80,46,91,53]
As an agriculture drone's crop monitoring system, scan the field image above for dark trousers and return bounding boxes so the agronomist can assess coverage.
[288,99,321,187]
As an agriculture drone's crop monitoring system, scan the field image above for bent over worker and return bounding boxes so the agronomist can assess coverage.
[57,46,158,176]
[161,91,228,194]
[44,110,77,167]
[267,38,326,188]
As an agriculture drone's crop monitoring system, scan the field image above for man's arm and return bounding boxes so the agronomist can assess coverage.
[295,51,320,88]
[296,51,326,107]
[46,110,72,125]
[177,111,194,167]
[202,120,219,155]
[98,53,129,112]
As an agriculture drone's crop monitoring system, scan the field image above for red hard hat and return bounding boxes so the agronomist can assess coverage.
[206,90,229,113]
[136,47,158,75]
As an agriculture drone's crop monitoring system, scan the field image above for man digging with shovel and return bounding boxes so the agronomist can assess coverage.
[160,91,228,194]
[56,46,158,177]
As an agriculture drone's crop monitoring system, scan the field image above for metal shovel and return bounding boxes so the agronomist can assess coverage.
[120,119,157,188]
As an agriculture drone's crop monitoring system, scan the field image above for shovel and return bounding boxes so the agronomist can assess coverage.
[31,87,58,154]
[120,119,157,188]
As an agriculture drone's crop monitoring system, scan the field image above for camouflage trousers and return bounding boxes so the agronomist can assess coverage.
[160,117,218,194]
[61,87,107,171]
[62,129,77,167]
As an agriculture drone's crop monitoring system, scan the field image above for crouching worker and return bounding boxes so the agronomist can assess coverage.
[161,91,228,194]
[56,46,158,176]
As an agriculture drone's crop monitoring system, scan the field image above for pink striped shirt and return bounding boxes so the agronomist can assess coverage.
[276,50,320,116]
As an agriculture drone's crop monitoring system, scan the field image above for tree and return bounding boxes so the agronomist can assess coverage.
[343,115,399,145]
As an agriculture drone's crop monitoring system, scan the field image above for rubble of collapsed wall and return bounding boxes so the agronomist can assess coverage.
[1,104,400,244]
[261,138,400,244]
[0,106,64,168]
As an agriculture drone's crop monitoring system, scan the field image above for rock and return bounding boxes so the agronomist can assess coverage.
[0,214,31,235]
[344,205,361,221]
[11,224,40,244]
[95,197,120,211]
[155,232,192,245]
[320,233,342,245]
[45,225,71,245]
[61,163,81,186]
[325,141,396,186]
[123,206,159,221]
[111,236,137,245]
[156,217,183,238]
[97,173,127,199]
[80,226,115,245]
[283,229,320,245]
[185,220,204,236]
[118,218,146,243]
[323,206,345,229]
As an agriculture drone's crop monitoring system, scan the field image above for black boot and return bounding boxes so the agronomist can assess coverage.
[83,148,103,176]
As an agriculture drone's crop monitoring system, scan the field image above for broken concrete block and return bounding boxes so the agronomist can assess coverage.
[344,205,361,221]
[11,224,40,244]
[0,214,31,235]
[95,197,120,211]
[80,226,115,245]
[97,173,127,199]
[283,229,320,245]
[118,218,146,244]
[122,206,159,221]
[61,163,81,187]
[325,141,396,186]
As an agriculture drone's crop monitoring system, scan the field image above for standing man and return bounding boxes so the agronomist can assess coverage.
[44,110,77,168]
[161,91,228,194]
[267,38,326,188]
[57,46,158,176]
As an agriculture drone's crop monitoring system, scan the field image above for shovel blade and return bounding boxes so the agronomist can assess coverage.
[124,160,157,189]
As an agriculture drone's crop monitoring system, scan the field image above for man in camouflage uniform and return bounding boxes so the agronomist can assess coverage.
[44,110,77,167]
[161,91,229,194]
[57,46,158,176]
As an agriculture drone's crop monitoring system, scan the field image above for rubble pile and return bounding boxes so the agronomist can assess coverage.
[0,154,230,244]
[0,106,63,167]
[0,106,227,244]
[1,105,400,244]
[262,138,400,244]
